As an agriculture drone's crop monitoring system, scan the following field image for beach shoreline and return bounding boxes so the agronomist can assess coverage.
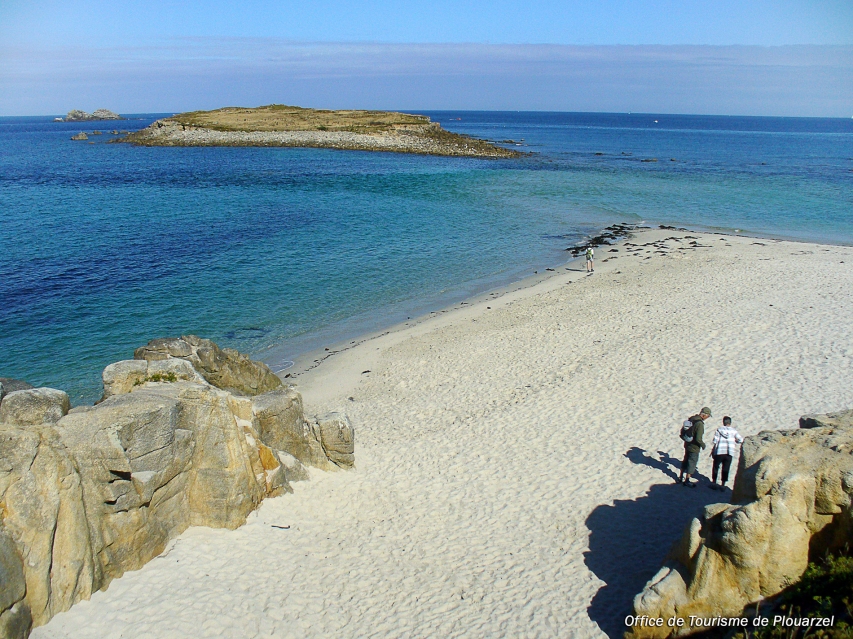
[31,227,853,639]
[281,225,846,405]
[264,223,853,394]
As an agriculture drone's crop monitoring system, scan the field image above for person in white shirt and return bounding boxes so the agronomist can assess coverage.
[585,246,595,273]
[709,416,744,491]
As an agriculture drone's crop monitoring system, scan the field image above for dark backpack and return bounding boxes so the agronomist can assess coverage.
[680,418,696,443]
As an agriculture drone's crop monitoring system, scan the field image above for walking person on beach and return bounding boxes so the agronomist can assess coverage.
[709,416,744,491]
[678,407,711,487]
[585,246,595,273]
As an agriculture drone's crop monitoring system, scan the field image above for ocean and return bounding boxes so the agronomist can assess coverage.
[1,111,851,405]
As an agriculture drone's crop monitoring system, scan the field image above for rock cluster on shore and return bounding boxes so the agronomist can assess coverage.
[0,337,353,639]
[566,223,640,255]
[59,110,123,122]
[627,408,853,638]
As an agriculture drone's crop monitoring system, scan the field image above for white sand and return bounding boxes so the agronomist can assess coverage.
[33,230,853,638]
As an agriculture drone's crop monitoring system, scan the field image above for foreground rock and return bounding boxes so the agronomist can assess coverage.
[0,380,33,404]
[120,104,520,158]
[0,380,34,395]
[0,389,70,427]
[627,408,853,638]
[60,109,123,122]
[0,339,353,638]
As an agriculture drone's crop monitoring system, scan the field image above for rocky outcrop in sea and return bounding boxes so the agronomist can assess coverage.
[120,117,521,158]
[627,408,853,638]
[59,109,123,122]
[0,337,353,638]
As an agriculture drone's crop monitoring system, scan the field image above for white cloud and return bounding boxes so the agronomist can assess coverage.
[2,40,851,116]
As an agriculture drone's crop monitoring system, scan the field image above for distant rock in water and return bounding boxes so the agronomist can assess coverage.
[70,132,88,141]
[91,109,122,120]
[62,109,123,122]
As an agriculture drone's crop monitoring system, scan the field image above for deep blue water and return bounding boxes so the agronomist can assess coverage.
[1,112,851,404]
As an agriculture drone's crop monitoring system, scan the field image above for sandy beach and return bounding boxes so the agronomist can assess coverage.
[32,228,853,639]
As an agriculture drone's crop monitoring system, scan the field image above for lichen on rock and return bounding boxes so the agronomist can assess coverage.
[133,335,282,396]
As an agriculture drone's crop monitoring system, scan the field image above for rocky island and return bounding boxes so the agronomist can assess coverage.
[58,109,123,122]
[119,104,521,157]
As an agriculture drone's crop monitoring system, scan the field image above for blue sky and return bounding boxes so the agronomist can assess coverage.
[1,1,851,116]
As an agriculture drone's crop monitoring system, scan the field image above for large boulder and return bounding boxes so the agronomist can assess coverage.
[251,388,329,469]
[0,379,34,395]
[140,382,267,528]
[627,408,853,638]
[0,379,34,405]
[58,391,195,581]
[0,339,352,637]
[316,413,355,469]
[100,358,204,401]
[0,531,31,639]
[0,423,95,627]
[58,378,288,586]
[134,335,282,396]
[0,389,70,427]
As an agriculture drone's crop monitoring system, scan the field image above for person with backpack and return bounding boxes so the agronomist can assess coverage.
[709,416,744,491]
[585,246,595,273]
[678,406,711,487]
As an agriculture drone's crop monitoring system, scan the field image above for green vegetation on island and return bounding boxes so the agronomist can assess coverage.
[170,104,434,133]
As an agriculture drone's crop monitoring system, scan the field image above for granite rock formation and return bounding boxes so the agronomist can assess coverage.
[62,110,122,122]
[70,133,88,141]
[134,335,282,397]
[0,531,31,639]
[100,358,204,400]
[0,389,70,427]
[315,412,356,469]
[627,408,853,638]
[0,339,352,638]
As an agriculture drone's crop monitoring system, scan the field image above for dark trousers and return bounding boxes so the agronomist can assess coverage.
[712,454,733,484]
[681,449,699,475]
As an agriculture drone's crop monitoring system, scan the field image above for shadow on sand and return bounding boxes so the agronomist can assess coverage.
[584,448,724,637]
[623,446,708,483]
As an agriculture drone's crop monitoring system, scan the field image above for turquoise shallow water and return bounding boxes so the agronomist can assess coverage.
[1,112,851,404]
